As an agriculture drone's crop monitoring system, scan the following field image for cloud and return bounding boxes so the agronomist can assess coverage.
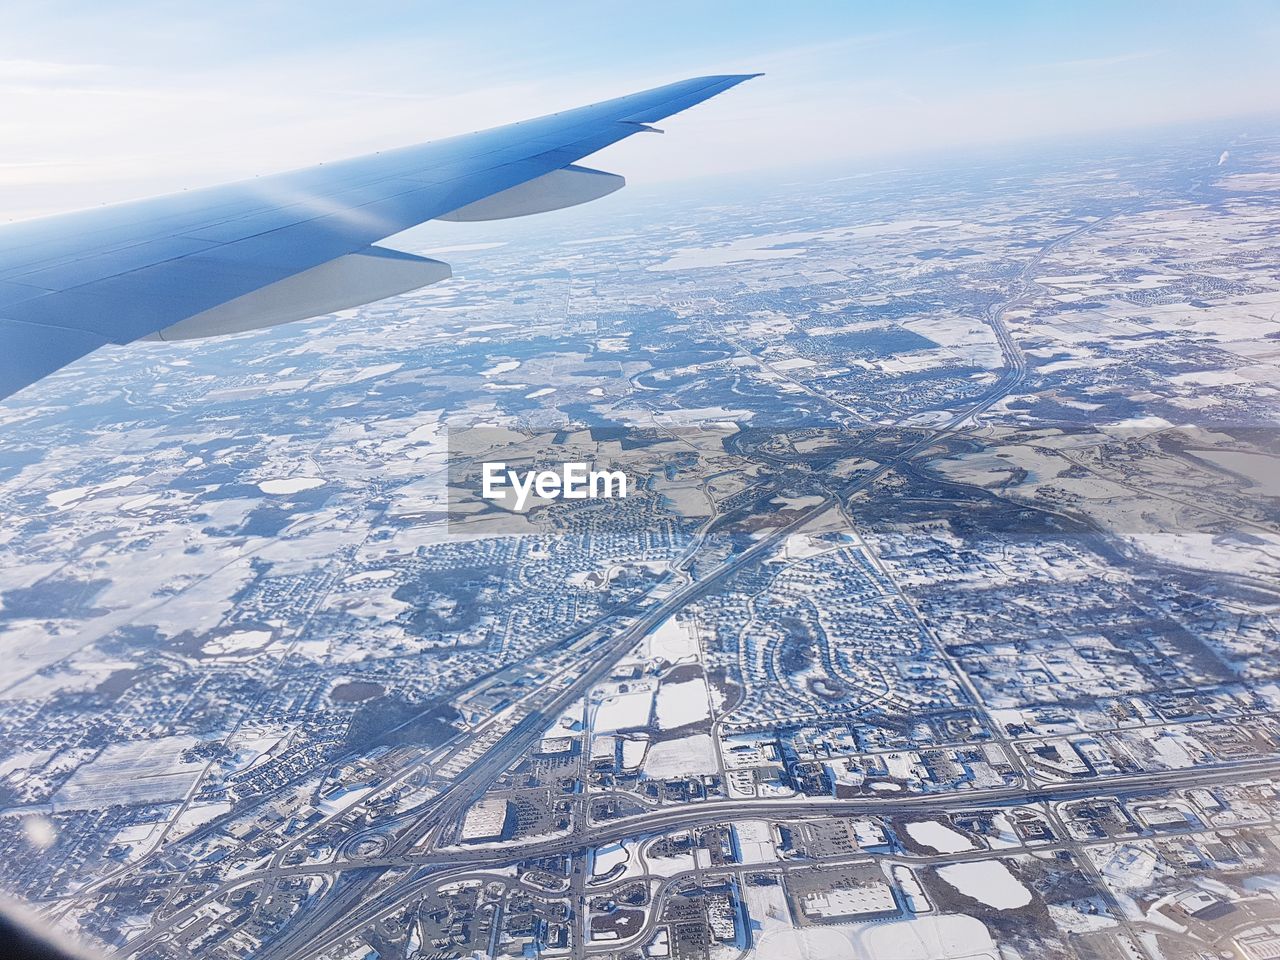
[1041,50,1162,70]
[746,29,918,70]
[0,58,99,82]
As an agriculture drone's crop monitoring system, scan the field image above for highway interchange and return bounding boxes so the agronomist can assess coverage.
[108,209,1280,960]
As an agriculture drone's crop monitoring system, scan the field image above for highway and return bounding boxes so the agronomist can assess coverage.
[117,209,1199,960]
[117,751,1280,960]
[248,483,849,960]
[413,754,1280,868]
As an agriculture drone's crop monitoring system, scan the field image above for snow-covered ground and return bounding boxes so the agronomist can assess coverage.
[904,820,975,854]
[936,861,1032,910]
[619,736,648,770]
[654,676,711,730]
[168,801,232,841]
[986,813,1022,849]
[53,735,205,811]
[202,630,273,657]
[744,912,996,960]
[46,474,142,508]
[649,234,809,272]
[590,841,630,879]
[643,733,718,778]
[592,682,656,732]
[258,476,325,495]
[639,615,700,662]
[732,820,778,864]
[742,881,794,951]
[480,359,521,377]
[644,837,697,877]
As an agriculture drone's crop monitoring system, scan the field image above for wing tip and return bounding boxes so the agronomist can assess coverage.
[693,72,764,98]
[697,72,764,85]
[616,72,761,125]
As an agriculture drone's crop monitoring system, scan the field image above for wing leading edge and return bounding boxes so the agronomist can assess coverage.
[0,73,759,401]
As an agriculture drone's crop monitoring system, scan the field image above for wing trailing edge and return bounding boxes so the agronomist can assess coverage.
[141,246,451,342]
[437,164,625,222]
[0,317,109,401]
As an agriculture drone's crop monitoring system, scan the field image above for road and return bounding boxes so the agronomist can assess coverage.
[118,210,1176,960]
[118,749,1280,960]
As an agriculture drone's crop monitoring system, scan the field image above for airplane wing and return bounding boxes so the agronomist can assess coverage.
[0,74,758,402]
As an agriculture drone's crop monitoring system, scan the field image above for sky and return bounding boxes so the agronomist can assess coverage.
[2,0,1279,220]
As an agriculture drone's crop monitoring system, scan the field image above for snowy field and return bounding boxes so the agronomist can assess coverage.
[639,615,701,662]
[53,735,205,811]
[642,733,718,778]
[654,677,711,730]
[745,912,997,960]
[592,682,656,732]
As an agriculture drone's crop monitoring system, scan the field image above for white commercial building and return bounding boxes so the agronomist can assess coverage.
[802,882,897,920]
[460,798,511,842]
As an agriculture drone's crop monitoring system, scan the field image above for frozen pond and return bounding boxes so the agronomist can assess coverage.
[937,860,1032,910]
[481,359,521,377]
[259,477,325,495]
[905,819,976,854]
